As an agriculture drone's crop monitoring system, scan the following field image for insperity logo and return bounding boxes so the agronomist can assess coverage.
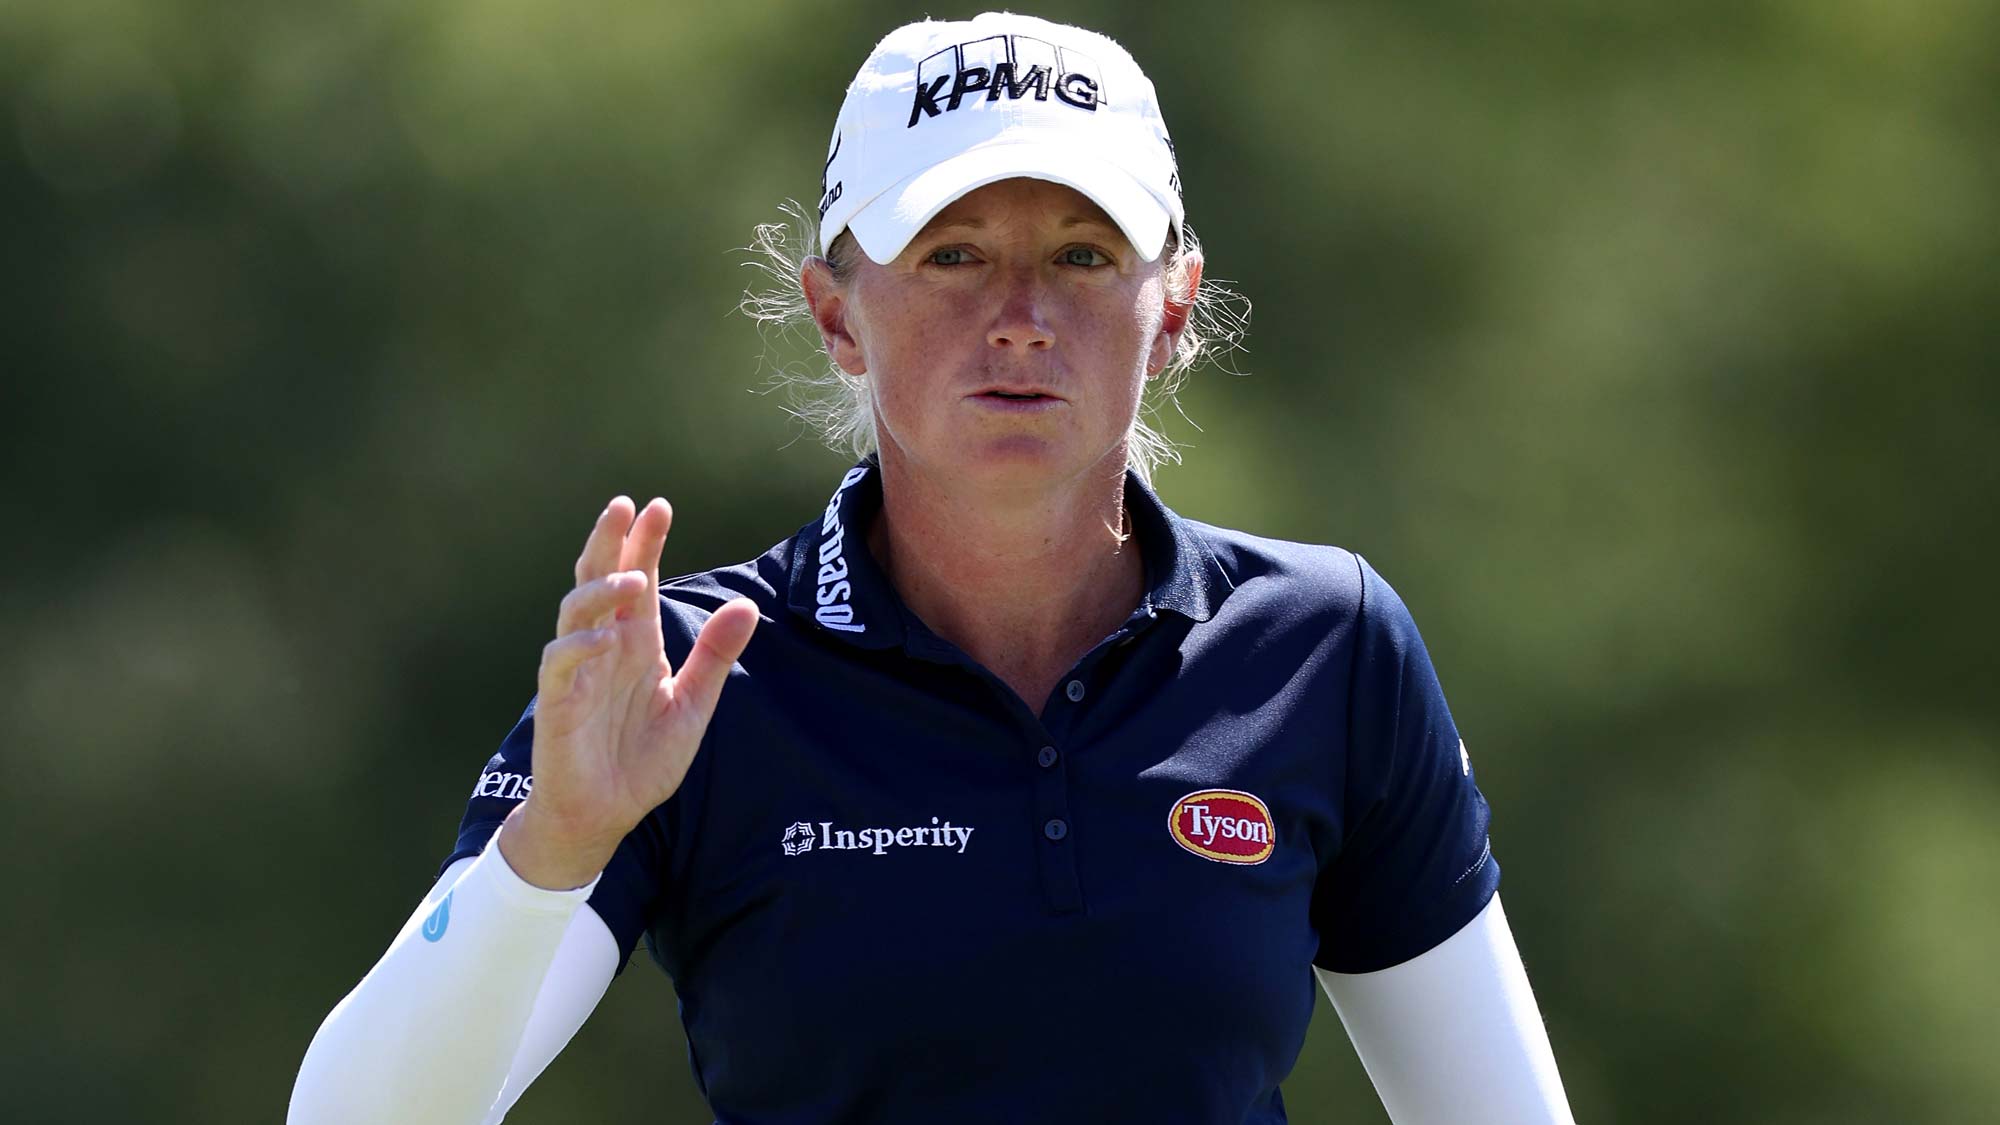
[907,33,1104,128]
[781,817,976,857]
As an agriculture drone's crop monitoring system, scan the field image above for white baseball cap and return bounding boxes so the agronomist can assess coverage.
[817,12,1184,265]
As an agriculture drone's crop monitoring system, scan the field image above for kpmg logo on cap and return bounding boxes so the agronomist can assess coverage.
[909,34,1103,128]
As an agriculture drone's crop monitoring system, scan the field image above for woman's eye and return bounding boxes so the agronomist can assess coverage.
[1061,246,1110,267]
[928,247,972,266]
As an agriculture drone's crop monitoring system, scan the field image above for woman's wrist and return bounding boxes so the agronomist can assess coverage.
[495,802,618,892]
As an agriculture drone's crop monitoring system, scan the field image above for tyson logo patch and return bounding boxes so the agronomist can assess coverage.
[1168,789,1276,865]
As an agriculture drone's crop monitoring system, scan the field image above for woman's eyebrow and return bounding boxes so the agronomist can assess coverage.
[924,217,988,233]
[922,215,1115,234]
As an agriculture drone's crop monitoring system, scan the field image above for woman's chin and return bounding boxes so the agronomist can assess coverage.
[938,437,1131,492]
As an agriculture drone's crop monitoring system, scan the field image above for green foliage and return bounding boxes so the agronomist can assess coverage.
[3,0,1994,1119]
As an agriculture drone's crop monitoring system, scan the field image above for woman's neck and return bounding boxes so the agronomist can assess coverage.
[867,449,1146,711]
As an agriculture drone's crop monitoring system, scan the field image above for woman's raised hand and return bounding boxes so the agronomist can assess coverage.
[499,497,760,890]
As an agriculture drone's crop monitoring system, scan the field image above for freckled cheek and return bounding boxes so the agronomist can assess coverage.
[857,308,946,381]
[1071,302,1155,387]
[864,331,964,438]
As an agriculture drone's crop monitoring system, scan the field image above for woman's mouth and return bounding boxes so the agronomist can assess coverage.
[970,389,1065,412]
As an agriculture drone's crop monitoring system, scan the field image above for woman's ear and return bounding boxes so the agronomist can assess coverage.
[802,258,867,376]
[1148,249,1204,377]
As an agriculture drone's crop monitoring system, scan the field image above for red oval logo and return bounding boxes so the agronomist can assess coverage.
[1168,789,1276,865]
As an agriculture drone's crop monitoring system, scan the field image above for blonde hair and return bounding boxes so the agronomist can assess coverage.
[739,201,1248,483]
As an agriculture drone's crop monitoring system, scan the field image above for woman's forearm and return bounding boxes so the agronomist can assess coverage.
[1318,894,1576,1125]
[287,838,607,1125]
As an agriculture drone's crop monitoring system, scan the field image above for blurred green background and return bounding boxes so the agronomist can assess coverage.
[5,0,1996,1120]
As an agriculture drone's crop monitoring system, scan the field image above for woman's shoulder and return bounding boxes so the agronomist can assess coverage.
[1182,518,1364,599]
[1180,518,1417,633]
[653,537,794,630]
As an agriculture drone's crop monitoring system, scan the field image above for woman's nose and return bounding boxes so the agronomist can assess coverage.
[987,272,1055,352]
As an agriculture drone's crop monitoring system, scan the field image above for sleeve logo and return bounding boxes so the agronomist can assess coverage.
[421,892,452,942]
[472,771,533,801]
[1168,789,1276,865]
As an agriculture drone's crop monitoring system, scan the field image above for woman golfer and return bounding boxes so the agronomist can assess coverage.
[290,12,1575,1124]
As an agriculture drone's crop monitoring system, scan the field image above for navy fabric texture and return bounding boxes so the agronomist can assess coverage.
[442,460,1500,1124]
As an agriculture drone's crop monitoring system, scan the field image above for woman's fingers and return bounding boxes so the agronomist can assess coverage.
[671,598,760,721]
[538,625,619,702]
[574,497,636,586]
[556,571,648,637]
[620,499,673,598]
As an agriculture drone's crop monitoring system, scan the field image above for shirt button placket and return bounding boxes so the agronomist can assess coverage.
[1029,726,1081,912]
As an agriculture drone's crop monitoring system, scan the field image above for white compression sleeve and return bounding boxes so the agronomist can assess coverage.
[1316,894,1576,1125]
[288,836,620,1125]
[482,871,619,1124]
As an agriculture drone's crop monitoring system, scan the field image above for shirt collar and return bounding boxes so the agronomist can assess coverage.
[1125,466,1232,624]
[785,459,1233,648]
[784,460,906,650]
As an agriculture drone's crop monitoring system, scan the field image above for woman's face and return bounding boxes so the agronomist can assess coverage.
[806,178,1197,492]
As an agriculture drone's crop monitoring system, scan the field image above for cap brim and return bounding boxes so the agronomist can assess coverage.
[843,141,1176,265]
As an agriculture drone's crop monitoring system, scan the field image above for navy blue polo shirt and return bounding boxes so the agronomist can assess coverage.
[445,459,1500,1124]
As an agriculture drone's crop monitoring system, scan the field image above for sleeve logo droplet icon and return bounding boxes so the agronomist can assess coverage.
[421,892,452,942]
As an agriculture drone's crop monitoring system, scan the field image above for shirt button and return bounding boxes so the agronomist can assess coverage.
[1064,680,1085,702]
[1037,745,1059,768]
[1043,818,1069,841]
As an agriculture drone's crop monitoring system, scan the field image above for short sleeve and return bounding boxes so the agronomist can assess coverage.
[1311,557,1500,973]
[439,696,669,973]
